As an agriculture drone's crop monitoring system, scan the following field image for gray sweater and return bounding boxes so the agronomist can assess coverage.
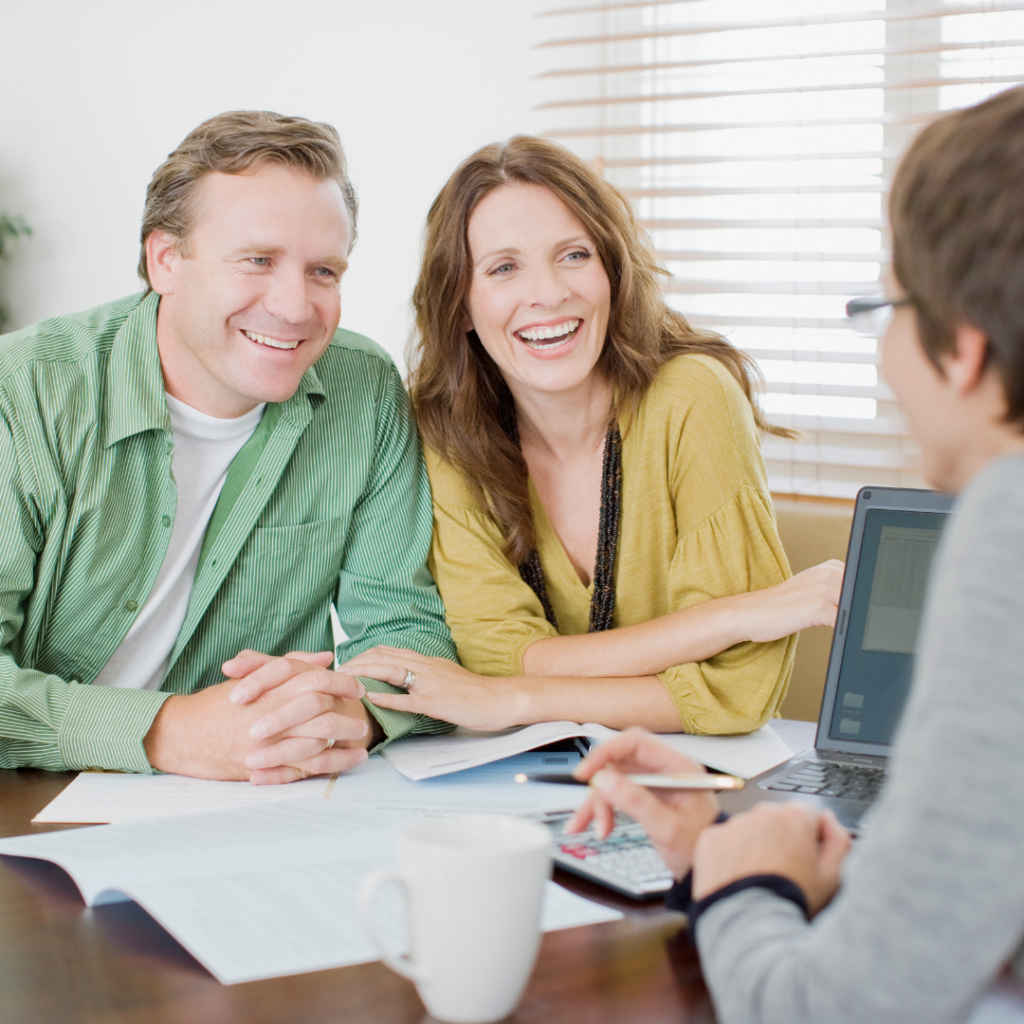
[697,453,1024,1024]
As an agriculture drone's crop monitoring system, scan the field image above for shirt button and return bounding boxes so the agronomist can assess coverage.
[125,600,138,613]
[161,514,172,527]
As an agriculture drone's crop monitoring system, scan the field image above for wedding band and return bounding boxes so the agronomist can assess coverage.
[403,669,416,689]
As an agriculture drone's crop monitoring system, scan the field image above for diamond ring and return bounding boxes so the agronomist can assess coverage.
[403,669,416,689]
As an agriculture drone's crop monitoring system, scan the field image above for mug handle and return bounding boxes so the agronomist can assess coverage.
[359,869,426,984]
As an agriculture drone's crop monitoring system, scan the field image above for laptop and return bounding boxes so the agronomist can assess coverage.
[536,486,954,896]
[749,485,955,833]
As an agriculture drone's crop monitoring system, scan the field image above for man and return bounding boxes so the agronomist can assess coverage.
[0,110,456,784]
[566,86,1024,1023]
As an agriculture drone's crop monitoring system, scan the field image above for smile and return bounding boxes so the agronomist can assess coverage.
[514,319,580,350]
[242,329,301,351]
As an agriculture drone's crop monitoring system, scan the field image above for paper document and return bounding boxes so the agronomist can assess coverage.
[34,721,794,827]
[382,721,618,780]
[331,752,590,817]
[382,719,792,782]
[32,752,589,826]
[0,798,620,985]
[771,719,817,757]
[654,723,794,779]
[33,770,337,824]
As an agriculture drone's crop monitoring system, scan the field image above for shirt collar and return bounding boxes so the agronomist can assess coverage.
[286,356,326,417]
[103,291,327,447]
[103,291,169,448]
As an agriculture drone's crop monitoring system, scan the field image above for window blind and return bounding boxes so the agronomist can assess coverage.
[535,0,1024,498]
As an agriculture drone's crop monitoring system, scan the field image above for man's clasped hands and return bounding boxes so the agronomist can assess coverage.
[566,729,852,914]
[143,650,376,784]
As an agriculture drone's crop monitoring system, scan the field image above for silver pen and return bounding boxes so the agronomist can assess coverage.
[514,771,745,791]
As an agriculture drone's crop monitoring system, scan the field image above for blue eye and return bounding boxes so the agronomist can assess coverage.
[565,249,590,262]
[249,257,270,266]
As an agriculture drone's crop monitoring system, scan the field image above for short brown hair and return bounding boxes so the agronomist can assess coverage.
[408,135,783,565]
[138,110,358,287]
[890,85,1024,425]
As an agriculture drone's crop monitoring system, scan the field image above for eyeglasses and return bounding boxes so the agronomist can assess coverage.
[846,295,914,336]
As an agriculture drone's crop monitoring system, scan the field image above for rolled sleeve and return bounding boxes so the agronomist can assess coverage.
[58,683,170,773]
[658,486,796,734]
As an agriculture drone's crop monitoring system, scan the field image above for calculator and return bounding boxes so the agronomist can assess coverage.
[533,809,676,900]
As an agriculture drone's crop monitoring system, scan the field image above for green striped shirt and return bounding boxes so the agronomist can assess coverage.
[0,292,456,773]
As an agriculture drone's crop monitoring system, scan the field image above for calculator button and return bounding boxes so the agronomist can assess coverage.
[553,825,673,895]
[559,844,597,859]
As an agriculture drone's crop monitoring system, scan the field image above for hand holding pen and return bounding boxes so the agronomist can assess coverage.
[562,727,726,880]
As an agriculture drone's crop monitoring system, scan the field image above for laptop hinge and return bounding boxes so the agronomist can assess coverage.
[813,749,890,768]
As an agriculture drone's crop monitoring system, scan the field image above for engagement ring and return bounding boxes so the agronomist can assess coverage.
[403,669,416,689]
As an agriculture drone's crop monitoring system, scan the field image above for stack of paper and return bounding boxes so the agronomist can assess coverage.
[32,722,794,826]
[33,751,590,825]
[1,794,620,984]
[6,716,797,986]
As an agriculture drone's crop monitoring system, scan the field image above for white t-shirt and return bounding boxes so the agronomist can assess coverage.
[92,394,265,691]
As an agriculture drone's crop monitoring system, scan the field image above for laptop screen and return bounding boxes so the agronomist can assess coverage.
[827,509,947,746]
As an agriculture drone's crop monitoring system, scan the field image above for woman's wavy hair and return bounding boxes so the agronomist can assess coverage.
[408,135,784,565]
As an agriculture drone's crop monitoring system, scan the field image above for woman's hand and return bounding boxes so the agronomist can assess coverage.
[337,647,523,731]
[692,802,852,915]
[740,559,845,644]
[564,728,721,880]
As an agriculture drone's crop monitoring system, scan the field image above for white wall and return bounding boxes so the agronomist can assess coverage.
[0,0,550,370]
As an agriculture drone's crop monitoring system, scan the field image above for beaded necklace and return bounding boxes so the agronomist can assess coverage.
[511,418,623,633]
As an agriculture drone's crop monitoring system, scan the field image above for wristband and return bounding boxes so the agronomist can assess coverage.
[663,811,730,914]
[687,874,809,937]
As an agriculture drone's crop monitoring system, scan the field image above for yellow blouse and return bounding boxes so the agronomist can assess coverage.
[424,354,796,734]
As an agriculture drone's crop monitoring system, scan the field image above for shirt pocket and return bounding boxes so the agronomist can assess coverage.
[220,516,349,637]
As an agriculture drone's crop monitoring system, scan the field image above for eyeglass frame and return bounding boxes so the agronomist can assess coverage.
[844,295,915,336]
[845,295,914,321]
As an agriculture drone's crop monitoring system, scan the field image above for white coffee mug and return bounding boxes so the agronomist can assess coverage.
[359,815,551,1024]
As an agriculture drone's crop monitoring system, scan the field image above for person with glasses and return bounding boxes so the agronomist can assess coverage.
[566,86,1024,1024]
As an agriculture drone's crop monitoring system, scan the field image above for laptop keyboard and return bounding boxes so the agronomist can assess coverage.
[767,761,886,802]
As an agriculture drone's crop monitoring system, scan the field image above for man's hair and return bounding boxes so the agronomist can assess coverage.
[890,85,1024,425]
[138,110,358,287]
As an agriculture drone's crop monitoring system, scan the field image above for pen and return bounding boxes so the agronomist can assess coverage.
[514,772,745,791]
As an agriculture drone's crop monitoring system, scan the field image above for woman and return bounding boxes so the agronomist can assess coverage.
[344,136,841,734]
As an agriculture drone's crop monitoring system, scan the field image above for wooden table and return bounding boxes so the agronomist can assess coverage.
[0,769,716,1024]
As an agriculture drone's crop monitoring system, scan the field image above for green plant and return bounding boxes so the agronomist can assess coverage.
[0,213,32,333]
